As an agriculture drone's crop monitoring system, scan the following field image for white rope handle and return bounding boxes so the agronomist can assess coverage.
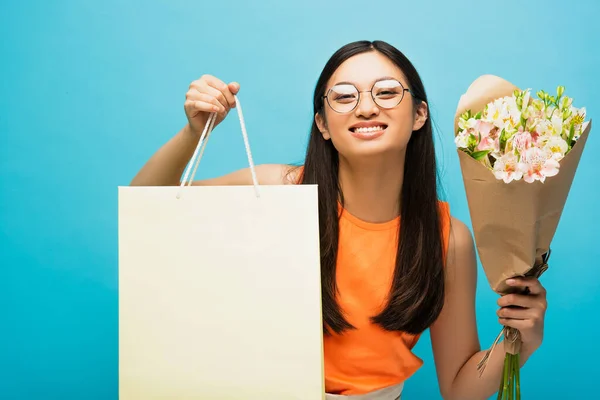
[177,95,260,198]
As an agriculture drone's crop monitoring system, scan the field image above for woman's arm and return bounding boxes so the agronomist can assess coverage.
[129,122,294,187]
[130,124,205,186]
[430,217,547,400]
[129,74,299,187]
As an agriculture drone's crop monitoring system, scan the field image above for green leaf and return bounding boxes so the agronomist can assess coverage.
[568,122,575,146]
[499,128,508,152]
[475,111,482,119]
[471,150,491,160]
[520,115,528,129]
[467,134,478,151]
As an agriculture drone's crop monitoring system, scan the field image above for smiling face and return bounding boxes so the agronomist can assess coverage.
[316,51,428,159]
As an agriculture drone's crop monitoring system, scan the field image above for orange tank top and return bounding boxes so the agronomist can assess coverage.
[322,201,451,395]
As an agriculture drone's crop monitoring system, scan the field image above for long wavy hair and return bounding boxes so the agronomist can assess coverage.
[299,40,446,336]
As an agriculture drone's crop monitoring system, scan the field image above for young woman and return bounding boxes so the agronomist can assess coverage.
[131,40,548,400]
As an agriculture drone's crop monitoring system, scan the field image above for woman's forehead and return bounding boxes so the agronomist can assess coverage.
[329,52,406,88]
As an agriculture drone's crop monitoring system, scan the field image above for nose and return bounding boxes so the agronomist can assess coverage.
[354,93,379,118]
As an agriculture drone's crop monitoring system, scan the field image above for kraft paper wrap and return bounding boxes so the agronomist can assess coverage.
[453,75,592,365]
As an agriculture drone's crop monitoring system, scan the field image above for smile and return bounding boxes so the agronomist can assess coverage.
[349,125,387,140]
[351,125,386,134]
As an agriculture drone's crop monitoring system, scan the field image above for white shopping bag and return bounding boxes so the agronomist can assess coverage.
[118,99,324,399]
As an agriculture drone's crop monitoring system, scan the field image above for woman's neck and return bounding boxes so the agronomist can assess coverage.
[338,154,405,224]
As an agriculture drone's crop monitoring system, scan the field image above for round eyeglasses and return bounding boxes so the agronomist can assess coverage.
[323,79,413,114]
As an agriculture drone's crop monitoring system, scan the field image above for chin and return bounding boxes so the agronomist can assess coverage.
[333,129,409,159]
[339,142,407,161]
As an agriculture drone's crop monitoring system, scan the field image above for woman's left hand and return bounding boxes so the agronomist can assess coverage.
[496,277,547,354]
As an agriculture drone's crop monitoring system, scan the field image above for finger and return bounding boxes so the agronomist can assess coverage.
[499,317,535,332]
[201,76,236,108]
[184,100,220,115]
[204,84,233,111]
[497,306,540,320]
[185,92,224,113]
[200,74,227,89]
[498,293,546,309]
[228,82,240,101]
[506,277,546,296]
[189,81,231,111]
[198,93,227,114]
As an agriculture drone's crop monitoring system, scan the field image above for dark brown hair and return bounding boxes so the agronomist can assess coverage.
[300,40,446,336]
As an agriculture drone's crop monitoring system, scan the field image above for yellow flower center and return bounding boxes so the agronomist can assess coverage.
[572,114,585,125]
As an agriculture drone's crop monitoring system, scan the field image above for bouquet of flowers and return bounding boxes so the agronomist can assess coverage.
[453,75,592,399]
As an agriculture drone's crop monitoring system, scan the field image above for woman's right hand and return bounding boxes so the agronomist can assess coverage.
[184,75,240,137]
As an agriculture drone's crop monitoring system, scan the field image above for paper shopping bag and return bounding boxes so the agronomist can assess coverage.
[118,100,324,399]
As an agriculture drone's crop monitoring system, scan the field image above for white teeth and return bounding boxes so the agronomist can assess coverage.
[354,126,385,133]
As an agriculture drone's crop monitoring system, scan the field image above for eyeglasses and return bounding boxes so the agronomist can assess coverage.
[322,79,414,114]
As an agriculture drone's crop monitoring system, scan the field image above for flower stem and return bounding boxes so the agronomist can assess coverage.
[515,353,521,400]
[508,354,514,400]
[497,371,505,400]
[502,354,510,399]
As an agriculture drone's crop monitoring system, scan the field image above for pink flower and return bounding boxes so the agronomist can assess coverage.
[512,131,533,153]
[520,147,560,183]
[476,136,496,151]
[476,120,495,137]
[493,153,524,183]
[475,120,498,151]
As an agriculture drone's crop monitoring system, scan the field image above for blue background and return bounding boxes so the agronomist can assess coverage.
[2,1,599,399]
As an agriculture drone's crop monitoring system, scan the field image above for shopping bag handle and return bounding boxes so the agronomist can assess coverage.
[177,95,260,199]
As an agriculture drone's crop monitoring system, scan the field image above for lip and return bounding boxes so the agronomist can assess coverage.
[349,121,388,130]
[348,121,388,140]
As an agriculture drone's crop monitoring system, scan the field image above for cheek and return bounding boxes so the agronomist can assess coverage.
[390,106,416,131]
[324,113,351,138]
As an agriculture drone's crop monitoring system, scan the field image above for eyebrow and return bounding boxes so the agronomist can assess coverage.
[332,76,400,86]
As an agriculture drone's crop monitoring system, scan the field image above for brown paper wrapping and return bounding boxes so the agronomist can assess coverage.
[454,75,592,372]
[454,75,592,294]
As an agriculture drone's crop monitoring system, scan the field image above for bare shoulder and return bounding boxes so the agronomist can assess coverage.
[192,164,301,186]
[449,216,474,254]
[446,216,477,279]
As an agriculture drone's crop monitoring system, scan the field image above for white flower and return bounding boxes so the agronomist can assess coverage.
[550,114,563,136]
[485,96,522,130]
[493,153,524,183]
[541,135,569,160]
[455,131,470,148]
[535,119,553,136]
[459,117,478,131]
[520,147,560,183]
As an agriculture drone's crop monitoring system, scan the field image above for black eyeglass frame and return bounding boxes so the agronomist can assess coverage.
[322,79,416,114]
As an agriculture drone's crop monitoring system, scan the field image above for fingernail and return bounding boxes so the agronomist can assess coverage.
[506,279,516,285]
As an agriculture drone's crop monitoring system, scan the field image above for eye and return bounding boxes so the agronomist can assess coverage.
[375,90,401,100]
[329,84,358,103]
[373,79,404,98]
[334,93,357,103]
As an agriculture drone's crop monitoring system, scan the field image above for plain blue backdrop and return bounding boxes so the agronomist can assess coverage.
[2,1,599,399]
